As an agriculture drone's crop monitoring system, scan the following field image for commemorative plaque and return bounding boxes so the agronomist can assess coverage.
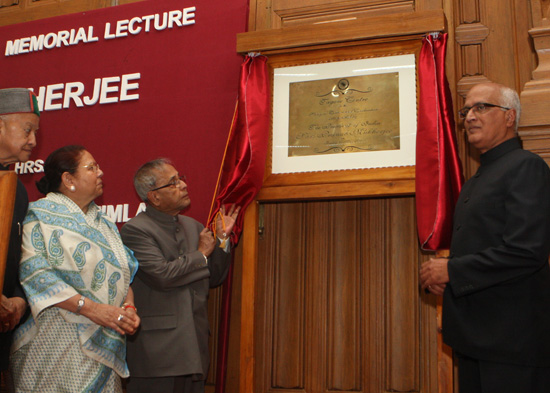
[288,72,400,157]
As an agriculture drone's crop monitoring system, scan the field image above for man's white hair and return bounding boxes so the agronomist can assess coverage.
[498,85,521,132]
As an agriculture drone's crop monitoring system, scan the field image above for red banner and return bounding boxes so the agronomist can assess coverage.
[0,0,248,224]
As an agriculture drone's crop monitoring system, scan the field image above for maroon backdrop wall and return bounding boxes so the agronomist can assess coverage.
[0,0,248,225]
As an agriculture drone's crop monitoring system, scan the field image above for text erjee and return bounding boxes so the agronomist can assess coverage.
[32,73,141,112]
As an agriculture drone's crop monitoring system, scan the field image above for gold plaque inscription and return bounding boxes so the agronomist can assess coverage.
[288,72,400,157]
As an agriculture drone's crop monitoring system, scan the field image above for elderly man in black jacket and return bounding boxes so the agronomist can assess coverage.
[0,88,40,387]
[420,82,550,393]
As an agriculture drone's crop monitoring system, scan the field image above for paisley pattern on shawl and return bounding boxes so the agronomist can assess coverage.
[12,193,138,380]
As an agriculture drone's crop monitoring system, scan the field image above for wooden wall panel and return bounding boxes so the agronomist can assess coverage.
[304,201,328,392]
[272,203,305,389]
[0,0,144,26]
[451,0,536,178]
[326,201,361,391]
[254,198,434,393]
[0,0,17,7]
[0,0,110,26]
[459,0,479,23]
[419,253,441,393]
[361,198,386,393]
[271,0,414,29]
[518,0,550,163]
[386,197,419,391]
[255,203,306,392]
[250,0,442,31]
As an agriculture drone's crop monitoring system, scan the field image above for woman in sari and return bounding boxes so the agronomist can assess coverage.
[10,145,140,392]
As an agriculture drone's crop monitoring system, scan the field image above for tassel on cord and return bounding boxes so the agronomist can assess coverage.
[210,211,228,248]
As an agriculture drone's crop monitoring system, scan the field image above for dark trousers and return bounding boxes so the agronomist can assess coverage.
[125,375,205,393]
[457,353,550,393]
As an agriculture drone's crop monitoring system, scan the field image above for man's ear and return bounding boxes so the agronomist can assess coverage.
[506,109,516,128]
[147,190,160,208]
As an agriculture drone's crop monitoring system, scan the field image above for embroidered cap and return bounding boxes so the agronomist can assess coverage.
[0,88,40,117]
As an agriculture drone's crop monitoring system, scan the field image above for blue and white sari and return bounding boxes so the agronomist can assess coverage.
[11,193,138,392]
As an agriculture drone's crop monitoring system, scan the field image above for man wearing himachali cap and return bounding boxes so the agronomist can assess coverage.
[0,88,40,388]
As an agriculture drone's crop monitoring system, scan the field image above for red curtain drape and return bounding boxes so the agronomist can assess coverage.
[209,54,270,239]
[208,53,270,393]
[416,33,464,251]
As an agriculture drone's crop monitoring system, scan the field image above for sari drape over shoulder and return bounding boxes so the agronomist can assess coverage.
[11,193,138,392]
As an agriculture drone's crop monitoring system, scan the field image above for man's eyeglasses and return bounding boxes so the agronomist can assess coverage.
[150,175,186,192]
[458,102,511,119]
[82,163,100,173]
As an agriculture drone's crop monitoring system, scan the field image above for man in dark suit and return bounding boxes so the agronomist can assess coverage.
[420,82,550,392]
[0,88,40,388]
[121,158,239,393]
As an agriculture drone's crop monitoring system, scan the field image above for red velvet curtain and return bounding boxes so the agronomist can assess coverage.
[209,54,270,239]
[416,33,464,251]
[208,54,270,393]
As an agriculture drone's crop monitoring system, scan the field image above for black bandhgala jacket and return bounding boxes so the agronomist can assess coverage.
[443,137,550,367]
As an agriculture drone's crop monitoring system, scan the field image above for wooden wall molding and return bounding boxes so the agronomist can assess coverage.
[530,0,550,27]
[519,127,550,161]
[0,0,18,8]
[520,0,550,164]
[237,9,445,54]
[452,0,534,178]
[0,0,109,26]
[454,23,489,45]
[0,0,142,27]
[458,0,480,24]
[272,0,414,28]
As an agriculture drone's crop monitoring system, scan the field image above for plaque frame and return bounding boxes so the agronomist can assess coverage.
[258,39,423,201]
[272,54,416,174]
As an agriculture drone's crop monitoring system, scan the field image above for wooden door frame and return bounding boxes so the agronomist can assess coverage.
[234,9,453,393]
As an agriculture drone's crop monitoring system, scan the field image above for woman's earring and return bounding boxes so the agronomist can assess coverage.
[70,185,76,192]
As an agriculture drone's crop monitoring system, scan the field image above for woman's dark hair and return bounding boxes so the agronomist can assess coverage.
[36,145,86,195]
